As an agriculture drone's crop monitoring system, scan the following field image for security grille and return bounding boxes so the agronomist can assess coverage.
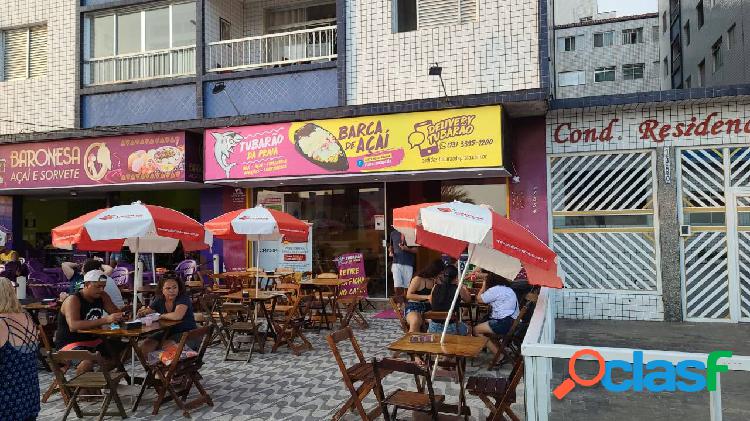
[550,152,658,292]
[684,231,730,319]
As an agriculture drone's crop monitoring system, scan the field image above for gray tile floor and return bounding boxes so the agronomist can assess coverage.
[37,315,524,420]
[550,319,750,421]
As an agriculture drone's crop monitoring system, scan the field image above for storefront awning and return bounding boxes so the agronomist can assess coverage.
[0,131,203,193]
[204,105,506,187]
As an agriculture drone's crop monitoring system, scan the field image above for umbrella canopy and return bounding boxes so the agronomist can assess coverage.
[205,205,309,243]
[393,201,562,289]
[52,202,212,253]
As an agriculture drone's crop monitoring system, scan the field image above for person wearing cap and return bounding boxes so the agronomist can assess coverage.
[55,271,125,375]
[81,259,124,309]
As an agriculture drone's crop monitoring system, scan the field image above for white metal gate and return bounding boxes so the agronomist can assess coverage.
[679,146,750,322]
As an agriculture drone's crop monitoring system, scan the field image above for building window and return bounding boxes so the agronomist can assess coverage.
[623,63,645,80]
[219,18,232,41]
[394,0,477,32]
[686,75,692,88]
[395,0,417,32]
[558,70,585,86]
[663,57,669,77]
[684,21,690,45]
[594,31,614,47]
[622,28,644,44]
[662,12,667,33]
[699,59,706,86]
[652,25,659,42]
[594,66,616,82]
[1,25,47,81]
[85,2,196,85]
[697,0,704,29]
[558,35,583,52]
[728,23,736,50]
[712,38,723,72]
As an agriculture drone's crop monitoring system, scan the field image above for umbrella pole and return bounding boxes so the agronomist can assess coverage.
[432,244,476,380]
[152,253,156,284]
[254,241,259,320]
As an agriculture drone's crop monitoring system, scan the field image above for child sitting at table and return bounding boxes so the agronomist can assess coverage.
[138,274,198,354]
[427,265,471,335]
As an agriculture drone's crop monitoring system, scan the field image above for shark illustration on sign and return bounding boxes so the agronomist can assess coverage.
[211,131,244,178]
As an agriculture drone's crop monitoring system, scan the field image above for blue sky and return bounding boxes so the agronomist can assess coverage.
[598,0,658,16]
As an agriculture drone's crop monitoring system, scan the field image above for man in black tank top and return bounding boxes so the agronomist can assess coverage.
[55,273,124,374]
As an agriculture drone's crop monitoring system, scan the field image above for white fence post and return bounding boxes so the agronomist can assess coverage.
[710,373,722,421]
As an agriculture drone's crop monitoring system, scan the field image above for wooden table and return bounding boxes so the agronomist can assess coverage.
[388,333,488,417]
[299,278,345,330]
[79,319,179,380]
[222,289,286,348]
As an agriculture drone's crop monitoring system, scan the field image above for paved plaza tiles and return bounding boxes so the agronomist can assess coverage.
[37,315,523,420]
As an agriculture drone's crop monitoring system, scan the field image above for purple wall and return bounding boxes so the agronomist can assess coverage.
[200,187,248,272]
[508,117,549,244]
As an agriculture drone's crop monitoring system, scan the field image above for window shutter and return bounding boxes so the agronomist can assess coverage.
[459,0,477,23]
[29,26,47,78]
[417,0,459,29]
[3,29,28,80]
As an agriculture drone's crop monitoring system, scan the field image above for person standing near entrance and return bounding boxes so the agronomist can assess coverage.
[389,228,417,296]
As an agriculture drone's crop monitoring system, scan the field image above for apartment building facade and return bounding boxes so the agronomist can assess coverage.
[0,0,76,135]
[553,13,662,99]
[660,0,750,89]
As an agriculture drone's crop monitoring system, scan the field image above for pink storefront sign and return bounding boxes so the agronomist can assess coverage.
[0,132,202,190]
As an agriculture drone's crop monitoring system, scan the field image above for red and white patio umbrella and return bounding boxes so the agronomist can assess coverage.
[205,205,310,297]
[52,202,212,315]
[394,201,561,337]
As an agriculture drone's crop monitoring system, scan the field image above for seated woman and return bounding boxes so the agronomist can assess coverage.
[138,274,198,354]
[404,259,445,333]
[473,272,519,354]
[427,265,471,335]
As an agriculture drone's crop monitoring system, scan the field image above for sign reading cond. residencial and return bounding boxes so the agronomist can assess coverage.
[204,105,503,180]
[0,132,201,189]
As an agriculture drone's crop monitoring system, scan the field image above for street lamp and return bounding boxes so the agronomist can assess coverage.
[211,81,241,116]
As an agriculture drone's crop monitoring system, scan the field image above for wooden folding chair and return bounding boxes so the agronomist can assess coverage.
[467,357,524,421]
[198,293,227,347]
[49,350,128,421]
[39,326,68,404]
[134,326,214,417]
[271,294,314,355]
[219,301,262,363]
[389,295,410,334]
[485,293,537,369]
[327,326,385,421]
[372,357,445,421]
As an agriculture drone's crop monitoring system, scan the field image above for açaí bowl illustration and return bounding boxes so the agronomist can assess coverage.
[128,146,183,174]
[151,146,184,173]
[293,123,349,172]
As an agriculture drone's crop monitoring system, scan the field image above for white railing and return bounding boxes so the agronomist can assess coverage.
[206,25,337,72]
[84,45,196,86]
[521,287,750,421]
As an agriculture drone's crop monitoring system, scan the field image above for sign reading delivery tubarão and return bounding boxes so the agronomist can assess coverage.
[0,132,202,189]
[204,106,503,181]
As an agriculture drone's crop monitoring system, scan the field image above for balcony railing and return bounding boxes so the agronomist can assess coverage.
[84,45,196,86]
[206,25,337,72]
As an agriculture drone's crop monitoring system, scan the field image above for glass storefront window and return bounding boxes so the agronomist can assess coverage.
[441,179,507,215]
[256,184,388,298]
